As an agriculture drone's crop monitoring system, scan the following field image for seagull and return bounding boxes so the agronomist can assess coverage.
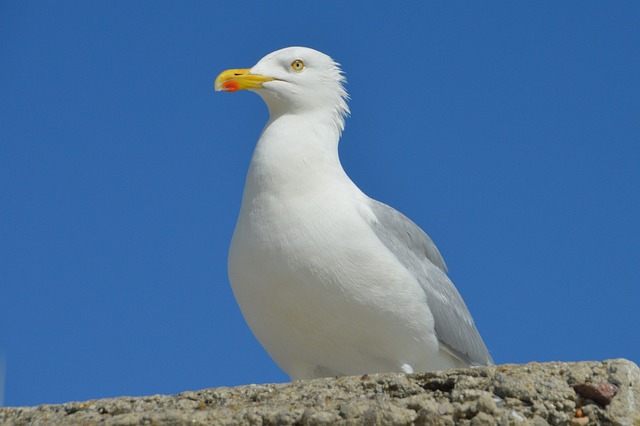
[215,47,493,380]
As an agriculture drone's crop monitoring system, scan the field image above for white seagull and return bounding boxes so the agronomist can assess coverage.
[215,47,493,380]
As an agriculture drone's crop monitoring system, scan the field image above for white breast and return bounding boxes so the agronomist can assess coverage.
[227,117,458,379]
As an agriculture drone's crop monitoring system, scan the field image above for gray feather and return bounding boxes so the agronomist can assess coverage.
[367,198,493,366]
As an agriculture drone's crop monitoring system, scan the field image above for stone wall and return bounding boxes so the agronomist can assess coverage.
[1,359,638,425]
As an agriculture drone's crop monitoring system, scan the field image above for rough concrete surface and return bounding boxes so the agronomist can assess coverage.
[1,359,638,425]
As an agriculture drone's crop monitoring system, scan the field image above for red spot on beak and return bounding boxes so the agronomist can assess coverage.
[222,80,240,92]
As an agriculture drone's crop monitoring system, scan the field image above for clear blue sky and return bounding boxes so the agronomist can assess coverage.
[1,1,638,407]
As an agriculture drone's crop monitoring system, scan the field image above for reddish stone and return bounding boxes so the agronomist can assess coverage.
[573,382,618,406]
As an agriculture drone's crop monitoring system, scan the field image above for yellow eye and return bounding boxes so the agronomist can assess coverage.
[291,59,305,72]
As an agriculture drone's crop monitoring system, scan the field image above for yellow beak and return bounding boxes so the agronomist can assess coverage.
[214,68,275,92]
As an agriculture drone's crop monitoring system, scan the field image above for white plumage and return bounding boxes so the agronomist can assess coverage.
[215,47,493,380]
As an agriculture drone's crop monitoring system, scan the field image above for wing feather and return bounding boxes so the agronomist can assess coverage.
[367,198,493,366]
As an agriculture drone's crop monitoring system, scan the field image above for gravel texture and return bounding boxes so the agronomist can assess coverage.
[1,359,638,425]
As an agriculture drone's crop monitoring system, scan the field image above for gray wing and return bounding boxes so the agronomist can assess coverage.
[367,198,493,366]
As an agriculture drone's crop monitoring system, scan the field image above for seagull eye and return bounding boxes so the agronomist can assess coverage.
[290,59,305,72]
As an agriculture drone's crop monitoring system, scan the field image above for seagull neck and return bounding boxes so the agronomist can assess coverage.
[247,112,347,190]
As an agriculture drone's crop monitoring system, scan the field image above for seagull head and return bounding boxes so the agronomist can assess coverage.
[215,46,350,131]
